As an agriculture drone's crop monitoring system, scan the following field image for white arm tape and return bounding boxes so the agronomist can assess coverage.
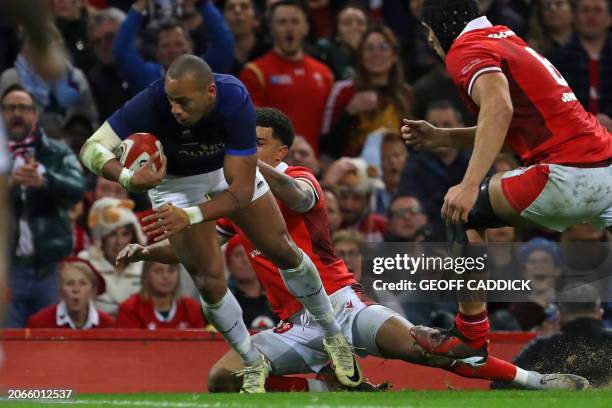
[184,206,204,225]
[80,121,123,175]
[118,167,135,190]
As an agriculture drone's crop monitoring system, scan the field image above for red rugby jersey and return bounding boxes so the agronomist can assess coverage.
[27,304,114,329]
[239,51,334,155]
[115,294,206,330]
[218,165,356,321]
[446,20,612,166]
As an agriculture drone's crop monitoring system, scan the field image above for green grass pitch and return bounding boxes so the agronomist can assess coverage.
[3,390,612,408]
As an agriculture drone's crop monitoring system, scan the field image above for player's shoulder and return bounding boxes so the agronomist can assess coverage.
[286,165,318,182]
[449,25,513,57]
[213,73,251,115]
[214,73,248,93]
[141,78,166,101]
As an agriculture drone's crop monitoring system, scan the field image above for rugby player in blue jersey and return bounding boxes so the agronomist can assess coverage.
[79,55,362,393]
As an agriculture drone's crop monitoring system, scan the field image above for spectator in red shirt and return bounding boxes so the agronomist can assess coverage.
[27,257,113,329]
[240,0,334,154]
[115,262,206,330]
[321,25,414,159]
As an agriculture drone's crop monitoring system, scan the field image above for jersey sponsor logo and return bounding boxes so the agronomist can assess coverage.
[178,142,225,157]
[346,300,353,309]
[273,320,294,334]
[270,75,293,85]
[250,248,262,258]
[487,30,516,39]
[562,92,577,103]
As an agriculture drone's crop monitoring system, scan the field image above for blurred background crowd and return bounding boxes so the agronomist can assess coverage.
[0,1,610,379]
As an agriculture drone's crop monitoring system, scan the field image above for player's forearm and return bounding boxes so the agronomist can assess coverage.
[80,122,122,174]
[443,127,477,149]
[198,184,254,222]
[258,161,314,213]
[144,240,180,264]
[462,107,512,186]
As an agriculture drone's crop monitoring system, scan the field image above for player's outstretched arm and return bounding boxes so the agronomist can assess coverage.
[116,241,179,272]
[401,119,476,150]
[258,161,315,213]
[205,153,257,219]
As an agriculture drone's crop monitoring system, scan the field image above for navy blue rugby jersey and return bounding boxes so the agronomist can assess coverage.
[107,74,257,176]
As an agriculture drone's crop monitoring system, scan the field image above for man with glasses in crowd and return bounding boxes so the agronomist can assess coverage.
[1,84,85,328]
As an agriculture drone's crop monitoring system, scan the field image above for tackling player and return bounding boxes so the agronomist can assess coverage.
[401,0,612,364]
[118,108,589,392]
[79,55,361,392]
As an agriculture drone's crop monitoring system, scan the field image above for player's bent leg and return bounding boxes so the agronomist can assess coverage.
[353,306,453,368]
[168,221,226,302]
[228,191,301,268]
[169,222,265,390]
[360,309,590,389]
[208,350,244,393]
[424,175,528,365]
[229,192,363,388]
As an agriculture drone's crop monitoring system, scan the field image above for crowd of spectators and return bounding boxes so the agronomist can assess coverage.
[0,0,611,353]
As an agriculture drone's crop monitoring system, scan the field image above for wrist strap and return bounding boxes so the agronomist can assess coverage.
[184,206,204,225]
[118,167,134,190]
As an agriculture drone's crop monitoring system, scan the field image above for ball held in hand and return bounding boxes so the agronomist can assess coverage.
[116,133,164,171]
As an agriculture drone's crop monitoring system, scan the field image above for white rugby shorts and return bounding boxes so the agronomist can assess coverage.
[501,163,612,231]
[251,286,401,374]
[148,168,269,209]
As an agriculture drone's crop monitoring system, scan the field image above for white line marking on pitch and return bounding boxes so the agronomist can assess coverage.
[0,398,414,408]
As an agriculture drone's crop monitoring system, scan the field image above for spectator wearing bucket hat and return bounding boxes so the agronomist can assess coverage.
[78,197,145,317]
[322,157,387,242]
[27,257,113,329]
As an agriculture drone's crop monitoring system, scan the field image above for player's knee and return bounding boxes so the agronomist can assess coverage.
[208,366,239,393]
[261,235,301,269]
[465,176,509,229]
[192,272,227,302]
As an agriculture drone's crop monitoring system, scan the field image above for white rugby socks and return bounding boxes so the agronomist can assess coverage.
[279,249,341,337]
[201,289,261,365]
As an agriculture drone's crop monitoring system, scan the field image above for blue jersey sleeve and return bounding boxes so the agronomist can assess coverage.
[222,84,257,156]
[107,86,158,139]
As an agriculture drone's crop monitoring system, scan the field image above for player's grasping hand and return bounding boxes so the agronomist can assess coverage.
[129,152,167,192]
[142,204,190,241]
[441,182,479,224]
[401,119,451,150]
[116,243,149,272]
